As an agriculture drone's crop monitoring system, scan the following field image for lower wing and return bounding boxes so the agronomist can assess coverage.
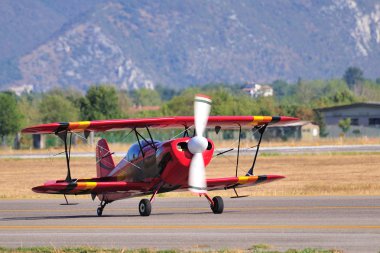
[32,175,284,195]
[206,175,285,191]
[32,177,152,195]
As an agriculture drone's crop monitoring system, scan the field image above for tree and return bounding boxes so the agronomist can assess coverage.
[118,91,132,117]
[210,88,237,115]
[256,97,278,115]
[161,88,199,116]
[0,92,23,147]
[133,88,161,106]
[155,85,179,101]
[39,94,79,123]
[316,88,358,108]
[48,87,83,106]
[343,67,364,89]
[271,79,293,99]
[18,92,41,127]
[314,111,328,137]
[338,118,351,137]
[80,85,122,120]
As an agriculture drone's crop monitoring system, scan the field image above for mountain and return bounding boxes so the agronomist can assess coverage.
[1,0,380,92]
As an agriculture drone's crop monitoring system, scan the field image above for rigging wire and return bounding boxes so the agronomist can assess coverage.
[211,126,264,175]
[71,129,143,171]
[170,125,194,140]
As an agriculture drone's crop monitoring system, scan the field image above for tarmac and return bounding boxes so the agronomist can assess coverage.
[0,196,379,252]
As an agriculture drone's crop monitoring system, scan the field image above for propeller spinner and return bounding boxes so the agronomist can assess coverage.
[188,94,212,193]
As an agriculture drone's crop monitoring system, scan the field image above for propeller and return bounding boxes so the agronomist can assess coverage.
[188,94,212,193]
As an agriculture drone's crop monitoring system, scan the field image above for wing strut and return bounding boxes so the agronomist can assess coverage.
[231,125,250,198]
[235,125,242,177]
[134,128,145,157]
[183,126,191,137]
[145,126,157,150]
[57,130,74,182]
[133,127,157,157]
[246,124,268,176]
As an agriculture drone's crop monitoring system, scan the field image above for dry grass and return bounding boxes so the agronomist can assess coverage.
[1,137,380,155]
[0,152,379,199]
[215,136,380,148]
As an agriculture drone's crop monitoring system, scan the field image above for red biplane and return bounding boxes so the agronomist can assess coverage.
[22,95,298,216]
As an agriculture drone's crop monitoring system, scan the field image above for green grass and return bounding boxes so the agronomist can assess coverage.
[248,244,342,253]
[0,246,343,253]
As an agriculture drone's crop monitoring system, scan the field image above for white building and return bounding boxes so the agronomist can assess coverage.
[9,84,33,96]
[242,83,273,98]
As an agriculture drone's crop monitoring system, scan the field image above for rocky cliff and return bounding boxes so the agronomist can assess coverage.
[1,0,380,92]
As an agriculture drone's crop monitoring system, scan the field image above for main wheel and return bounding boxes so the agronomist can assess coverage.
[139,199,152,216]
[97,207,103,217]
[211,196,224,214]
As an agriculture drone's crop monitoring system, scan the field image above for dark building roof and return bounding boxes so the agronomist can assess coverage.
[315,102,380,112]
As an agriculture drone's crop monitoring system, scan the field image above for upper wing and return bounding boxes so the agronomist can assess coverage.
[205,175,285,191]
[22,116,298,134]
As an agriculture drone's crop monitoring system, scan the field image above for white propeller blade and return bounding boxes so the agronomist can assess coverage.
[188,94,211,194]
[188,153,207,193]
[194,95,211,136]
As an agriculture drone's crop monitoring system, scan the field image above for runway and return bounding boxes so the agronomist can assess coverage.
[0,197,379,252]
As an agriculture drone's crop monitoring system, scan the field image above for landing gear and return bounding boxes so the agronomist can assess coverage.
[211,196,224,214]
[204,194,224,214]
[139,199,152,216]
[138,181,162,216]
[97,200,109,217]
[97,207,103,216]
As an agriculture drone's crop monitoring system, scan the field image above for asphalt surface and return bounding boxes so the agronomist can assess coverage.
[0,196,379,252]
[1,144,380,159]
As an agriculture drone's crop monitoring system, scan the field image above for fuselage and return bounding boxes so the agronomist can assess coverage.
[98,137,215,202]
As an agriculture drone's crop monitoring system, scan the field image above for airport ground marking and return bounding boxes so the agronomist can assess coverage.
[1,224,380,230]
[1,205,380,213]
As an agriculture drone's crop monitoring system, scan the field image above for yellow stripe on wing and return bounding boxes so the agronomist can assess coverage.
[77,182,97,191]
[252,116,272,126]
[69,121,91,131]
[237,176,258,184]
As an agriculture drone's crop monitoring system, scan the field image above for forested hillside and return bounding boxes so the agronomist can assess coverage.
[1,0,380,92]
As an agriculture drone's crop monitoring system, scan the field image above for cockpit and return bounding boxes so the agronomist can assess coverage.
[126,140,161,161]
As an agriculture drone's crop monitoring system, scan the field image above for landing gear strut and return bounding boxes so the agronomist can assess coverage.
[138,182,162,216]
[97,200,109,217]
[204,194,224,214]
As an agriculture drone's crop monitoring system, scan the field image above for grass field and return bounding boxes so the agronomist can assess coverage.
[1,136,380,155]
[0,152,379,199]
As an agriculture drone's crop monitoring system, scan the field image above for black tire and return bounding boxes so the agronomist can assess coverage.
[97,207,103,217]
[139,199,152,216]
[211,196,224,214]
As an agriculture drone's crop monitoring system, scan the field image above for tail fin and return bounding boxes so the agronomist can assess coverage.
[96,139,115,177]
